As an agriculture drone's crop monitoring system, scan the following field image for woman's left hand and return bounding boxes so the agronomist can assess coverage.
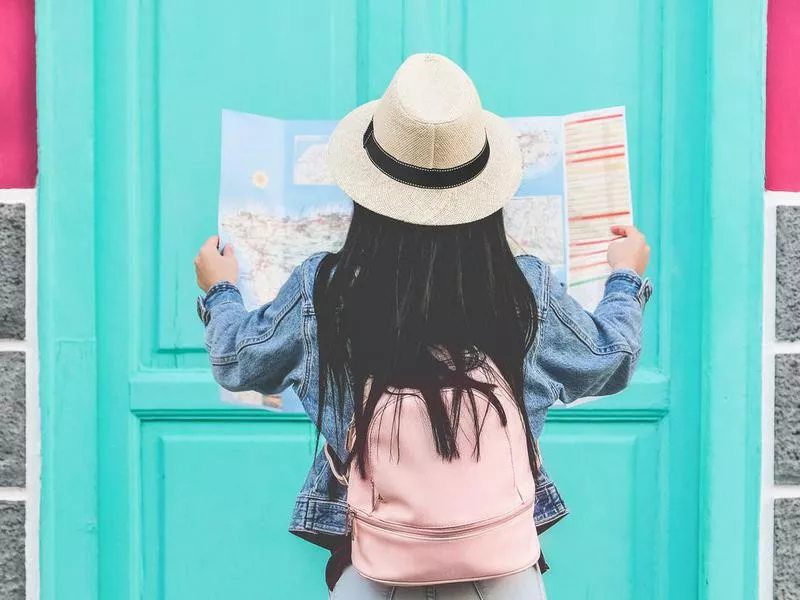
[195,235,238,292]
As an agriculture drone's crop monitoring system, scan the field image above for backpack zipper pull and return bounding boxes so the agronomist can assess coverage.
[347,509,356,540]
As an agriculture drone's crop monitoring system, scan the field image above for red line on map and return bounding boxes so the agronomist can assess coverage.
[569,237,622,247]
[567,152,626,164]
[571,260,609,271]
[565,113,623,125]
[570,248,608,258]
[567,144,625,156]
[568,210,631,222]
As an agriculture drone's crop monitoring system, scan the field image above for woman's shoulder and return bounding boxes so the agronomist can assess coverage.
[514,254,552,299]
[299,250,331,272]
[514,254,547,273]
[296,251,335,301]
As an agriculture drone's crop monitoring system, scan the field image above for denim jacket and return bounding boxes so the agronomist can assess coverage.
[198,252,652,549]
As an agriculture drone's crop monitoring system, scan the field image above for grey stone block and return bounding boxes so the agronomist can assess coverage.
[0,353,25,487]
[0,502,24,600]
[777,206,800,342]
[776,498,800,600]
[0,204,25,340]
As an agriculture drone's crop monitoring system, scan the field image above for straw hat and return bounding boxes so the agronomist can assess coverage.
[327,53,523,226]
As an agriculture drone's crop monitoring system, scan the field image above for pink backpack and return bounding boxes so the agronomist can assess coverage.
[325,360,540,586]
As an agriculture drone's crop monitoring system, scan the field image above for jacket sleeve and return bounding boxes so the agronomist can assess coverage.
[197,266,306,396]
[526,257,653,404]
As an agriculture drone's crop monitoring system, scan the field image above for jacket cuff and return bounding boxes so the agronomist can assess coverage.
[196,281,242,326]
[605,269,654,307]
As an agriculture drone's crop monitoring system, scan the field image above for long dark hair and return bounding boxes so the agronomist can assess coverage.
[313,202,539,477]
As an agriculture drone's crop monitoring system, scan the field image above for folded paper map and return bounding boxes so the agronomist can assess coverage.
[217,107,633,410]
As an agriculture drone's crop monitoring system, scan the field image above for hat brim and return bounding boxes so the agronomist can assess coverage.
[326,101,523,226]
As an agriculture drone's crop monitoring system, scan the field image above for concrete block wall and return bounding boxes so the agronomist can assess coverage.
[763,0,800,597]
[0,1,38,599]
[766,201,800,600]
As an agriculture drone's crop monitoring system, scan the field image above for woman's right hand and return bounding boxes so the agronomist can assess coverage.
[194,235,239,293]
[607,225,650,275]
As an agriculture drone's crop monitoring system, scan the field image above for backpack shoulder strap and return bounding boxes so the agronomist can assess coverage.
[324,442,350,486]
[324,418,356,487]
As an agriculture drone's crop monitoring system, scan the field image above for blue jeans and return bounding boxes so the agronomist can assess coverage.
[331,566,547,599]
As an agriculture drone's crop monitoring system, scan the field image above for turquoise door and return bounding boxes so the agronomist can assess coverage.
[37,0,766,599]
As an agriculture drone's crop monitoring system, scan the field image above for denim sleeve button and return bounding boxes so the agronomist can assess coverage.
[196,296,211,326]
[637,278,654,307]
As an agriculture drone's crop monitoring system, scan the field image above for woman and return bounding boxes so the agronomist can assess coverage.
[195,54,651,599]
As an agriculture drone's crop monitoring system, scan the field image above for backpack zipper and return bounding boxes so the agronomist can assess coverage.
[349,498,534,540]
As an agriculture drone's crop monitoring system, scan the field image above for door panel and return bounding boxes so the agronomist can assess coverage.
[140,419,325,598]
[540,419,663,598]
[90,1,705,598]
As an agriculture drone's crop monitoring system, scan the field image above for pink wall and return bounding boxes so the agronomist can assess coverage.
[0,3,794,192]
[0,0,37,189]
[0,0,792,192]
[766,0,800,191]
